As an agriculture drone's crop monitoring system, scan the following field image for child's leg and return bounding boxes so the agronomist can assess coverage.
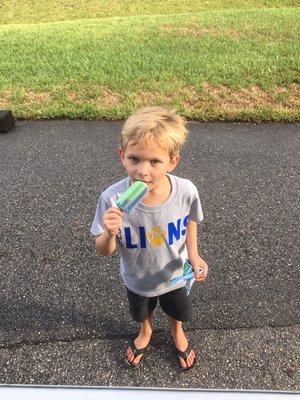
[126,312,153,365]
[125,288,158,366]
[159,287,195,369]
[168,315,196,369]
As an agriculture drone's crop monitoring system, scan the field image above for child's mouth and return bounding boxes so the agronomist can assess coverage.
[136,179,152,184]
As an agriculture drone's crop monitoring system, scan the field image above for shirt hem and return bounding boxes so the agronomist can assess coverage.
[124,281,186,297]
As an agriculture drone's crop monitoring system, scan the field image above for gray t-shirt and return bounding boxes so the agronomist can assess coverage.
[90,174,203,297]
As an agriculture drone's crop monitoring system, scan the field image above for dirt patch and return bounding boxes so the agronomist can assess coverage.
[135,90,175,106]
[1,83,299,120]
[0,89,13,108]
[98,89,124,108]
[68,87,125,108]
[161,23,240,39]
[179,26,220,37]
[180,83,300,113]
[1,89,52,107]
[22,91,52,104]
[68,92,79,102]
[135,91,157,104]
[133,83,299,116]
[227,29,240,39]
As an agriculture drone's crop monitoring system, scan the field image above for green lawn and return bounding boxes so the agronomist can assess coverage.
[0,0,297,24]
[0,1,299,121]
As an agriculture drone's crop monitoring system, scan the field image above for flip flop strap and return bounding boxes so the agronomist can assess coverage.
[131,341,148,356]
[176,343,192,360]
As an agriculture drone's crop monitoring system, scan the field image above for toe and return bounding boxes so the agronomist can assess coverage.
[126,347,134,362]
[178,349,196,369]
[132,355,142,366]
[187,351,194,367]
[179,356,187,369]
[188,350,196,367]
[126,346,143,365]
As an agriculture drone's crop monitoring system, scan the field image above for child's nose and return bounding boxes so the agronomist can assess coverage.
[137,162,150,178]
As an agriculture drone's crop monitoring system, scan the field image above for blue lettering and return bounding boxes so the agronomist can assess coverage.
[125,227,138,249]
[168,219,181,245]
[139,227,146,248]
[181,215,189,236]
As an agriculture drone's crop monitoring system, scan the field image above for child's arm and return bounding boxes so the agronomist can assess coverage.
[95,207,123,256]
[186,219,208,282]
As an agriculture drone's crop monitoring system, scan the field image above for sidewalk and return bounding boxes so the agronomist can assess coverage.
[0,386,299,400]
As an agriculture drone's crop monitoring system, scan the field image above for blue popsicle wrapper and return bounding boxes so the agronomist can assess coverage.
[170,260,203,295]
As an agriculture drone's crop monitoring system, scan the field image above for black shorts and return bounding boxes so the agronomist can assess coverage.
[126,286,192,323]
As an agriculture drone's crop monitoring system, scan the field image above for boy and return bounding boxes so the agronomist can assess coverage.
[90,106,208,371]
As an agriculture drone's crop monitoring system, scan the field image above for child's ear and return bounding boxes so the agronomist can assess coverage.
[168,154,180,172]
[118,147,125,166]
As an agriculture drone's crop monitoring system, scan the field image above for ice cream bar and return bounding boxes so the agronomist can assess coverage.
[116,180,148,213]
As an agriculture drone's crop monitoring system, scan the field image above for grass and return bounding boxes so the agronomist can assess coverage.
[0,0,298,24]
[0,2,299,121]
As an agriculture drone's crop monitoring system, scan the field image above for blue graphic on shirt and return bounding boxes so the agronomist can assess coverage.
[124,215,189,249]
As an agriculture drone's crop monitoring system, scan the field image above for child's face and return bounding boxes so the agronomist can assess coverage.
[118,140,180,192]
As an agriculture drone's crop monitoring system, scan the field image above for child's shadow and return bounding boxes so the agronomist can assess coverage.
[0,295,133,345]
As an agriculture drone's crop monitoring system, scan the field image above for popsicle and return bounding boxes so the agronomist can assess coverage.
[116,180,148,213]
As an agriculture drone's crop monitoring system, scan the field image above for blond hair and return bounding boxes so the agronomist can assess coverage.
[120,106,188,157]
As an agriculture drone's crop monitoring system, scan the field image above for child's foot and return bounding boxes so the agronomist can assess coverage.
[125,331,152,367]
[172,329,196,370]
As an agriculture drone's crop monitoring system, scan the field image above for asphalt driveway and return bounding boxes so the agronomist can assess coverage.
[0,120,299,390]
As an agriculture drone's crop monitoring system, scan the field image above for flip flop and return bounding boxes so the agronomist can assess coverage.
[175,342,197,372]
[124,339,149,368]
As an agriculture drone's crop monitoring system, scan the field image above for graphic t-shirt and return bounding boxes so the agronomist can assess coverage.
[90,174,203,297]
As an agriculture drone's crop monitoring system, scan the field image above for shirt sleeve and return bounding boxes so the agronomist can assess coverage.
[189,185,204,223]
[90,193,108,236]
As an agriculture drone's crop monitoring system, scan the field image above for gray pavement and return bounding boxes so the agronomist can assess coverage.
[0,120,299,390]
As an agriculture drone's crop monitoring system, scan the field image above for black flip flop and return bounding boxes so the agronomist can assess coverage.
[124,340,149,368]
[175,342,197,372]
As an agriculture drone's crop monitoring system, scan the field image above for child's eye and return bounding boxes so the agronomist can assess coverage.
[150,160,161,166]
[128,156,139,163]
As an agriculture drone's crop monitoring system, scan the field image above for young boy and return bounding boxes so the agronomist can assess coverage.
[90,106,208,371]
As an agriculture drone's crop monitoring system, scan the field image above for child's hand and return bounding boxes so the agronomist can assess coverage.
[190,256,208,282]
[103,207,123,237]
